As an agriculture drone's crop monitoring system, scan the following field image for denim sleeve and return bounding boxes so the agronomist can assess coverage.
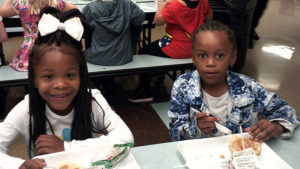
[168,80,201,141]
[254,82,299,138]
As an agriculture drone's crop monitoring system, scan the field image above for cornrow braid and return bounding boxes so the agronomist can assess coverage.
[192,20,237,52]
[27,7,107,158]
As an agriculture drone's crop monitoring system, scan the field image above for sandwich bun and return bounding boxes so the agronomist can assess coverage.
[229,135,261,156]
[57,162,82,169]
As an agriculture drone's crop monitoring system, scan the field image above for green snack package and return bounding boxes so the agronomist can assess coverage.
[91,143,133,168]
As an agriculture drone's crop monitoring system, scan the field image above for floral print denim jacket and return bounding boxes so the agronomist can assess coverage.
[168,70,299,141]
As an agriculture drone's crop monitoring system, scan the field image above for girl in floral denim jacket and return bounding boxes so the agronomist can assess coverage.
[168,21,299,142]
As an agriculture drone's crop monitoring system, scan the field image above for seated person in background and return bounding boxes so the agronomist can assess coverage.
[82,0,145,99]
[168,21,299,141]
[82,0,145,66]
[0,0,76,72]
[0,15,8,66]
[0,7,133,169]
[128,0,212,103]
[0,16,7,43]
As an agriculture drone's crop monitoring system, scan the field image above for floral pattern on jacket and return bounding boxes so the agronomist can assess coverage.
[9,0,66,71]
[168,70,299,141]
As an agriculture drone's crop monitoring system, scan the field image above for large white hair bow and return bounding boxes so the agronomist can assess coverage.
[38,14,84,41]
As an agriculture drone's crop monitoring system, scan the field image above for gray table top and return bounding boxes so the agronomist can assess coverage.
[131,127,300,169]
[69,0,157,12]
[1,0,157,32]
[0,54,193,87]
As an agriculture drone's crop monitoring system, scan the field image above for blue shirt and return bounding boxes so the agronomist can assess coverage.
[169,70,299,141]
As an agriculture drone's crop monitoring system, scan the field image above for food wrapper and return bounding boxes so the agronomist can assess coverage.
[231,148,258,169]
[91,143,133,168]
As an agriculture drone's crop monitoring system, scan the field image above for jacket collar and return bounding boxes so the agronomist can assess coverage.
[188,70,254,109]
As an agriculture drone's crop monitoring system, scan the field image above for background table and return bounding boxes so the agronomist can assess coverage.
[70,0,158,47]
[0,54,193,87]
[0,0,158,40]
[131,127,300,169]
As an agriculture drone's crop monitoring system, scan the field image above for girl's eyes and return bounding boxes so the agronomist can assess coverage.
[197,53,207,58]
[196,53,225,59]
[66,73,77,78]
[42,75,53,80]
[41,73,77,80]
[216,53,225,59]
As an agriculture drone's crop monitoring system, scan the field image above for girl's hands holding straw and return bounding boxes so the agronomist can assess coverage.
[245,119,285,142]
[35,134,64,155]
[19,158,46,169]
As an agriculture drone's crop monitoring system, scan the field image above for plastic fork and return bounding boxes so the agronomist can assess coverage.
[191,107,232,135]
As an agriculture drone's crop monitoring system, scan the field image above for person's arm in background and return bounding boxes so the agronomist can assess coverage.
[61,1,77,12]
[130,1,145,26]
[0,17,8,42]
[0,0,17,17]
[205,8,213,22]
[154,0,175,25]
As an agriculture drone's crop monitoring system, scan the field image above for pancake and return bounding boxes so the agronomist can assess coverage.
[57,162,82,169]
[229,135,262,156]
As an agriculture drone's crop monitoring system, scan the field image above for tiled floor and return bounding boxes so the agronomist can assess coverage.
[241,0,300,114]
[2,0,300,160]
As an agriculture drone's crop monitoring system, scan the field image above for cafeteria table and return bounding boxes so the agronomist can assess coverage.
[1,0,158,44]
[0,54,193,88]
[131,127,300,169]
[71,0,158,47]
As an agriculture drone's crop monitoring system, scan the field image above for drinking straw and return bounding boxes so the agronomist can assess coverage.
[240,126,245,151]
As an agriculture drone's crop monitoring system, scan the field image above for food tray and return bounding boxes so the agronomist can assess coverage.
[34,144,140,169]
[177,134,292,169]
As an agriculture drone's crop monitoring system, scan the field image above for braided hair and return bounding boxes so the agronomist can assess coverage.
[192,20,237,52]
[27,7,106,157]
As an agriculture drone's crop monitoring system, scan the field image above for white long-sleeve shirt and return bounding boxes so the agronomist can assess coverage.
[0,89,134,169]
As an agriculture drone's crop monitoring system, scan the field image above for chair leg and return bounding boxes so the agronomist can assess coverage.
[0,88,8,120]
[0,43,6,66]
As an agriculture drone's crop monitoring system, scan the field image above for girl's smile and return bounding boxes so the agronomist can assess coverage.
[48,92,72,101]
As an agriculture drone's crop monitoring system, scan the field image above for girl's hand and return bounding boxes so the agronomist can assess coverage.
[19,158,46,169]
[245,119,284,142]
[35,134,65,155]
[196,113,219,135]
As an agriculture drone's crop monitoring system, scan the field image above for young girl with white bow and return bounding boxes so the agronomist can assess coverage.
[0,7,133,169]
